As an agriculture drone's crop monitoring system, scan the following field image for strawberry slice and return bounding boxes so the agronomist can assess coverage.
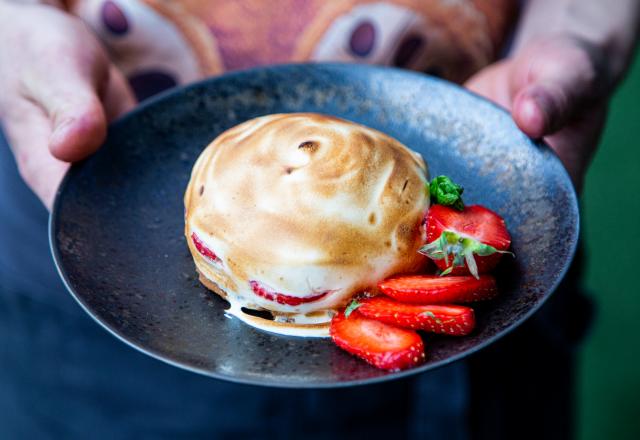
[378,274,497,304]
[420,204,512,278]
[191,232,222,264]
[354,296,475,336]
[330,311,426,371]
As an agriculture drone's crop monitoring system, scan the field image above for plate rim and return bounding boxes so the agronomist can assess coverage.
[49,63,580,388]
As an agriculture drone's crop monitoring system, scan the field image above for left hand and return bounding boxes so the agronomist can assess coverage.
[465,35,611,192]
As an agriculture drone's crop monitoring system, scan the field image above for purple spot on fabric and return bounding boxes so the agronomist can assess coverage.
[393,35,426,67]
[349,21,376,57]
[102,1,129,35]
[128,71,177,101]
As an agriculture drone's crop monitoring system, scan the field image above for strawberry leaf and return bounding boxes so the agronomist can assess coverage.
[420,230,514,279]
[429,176,464,211]
[464,250,479,279]
[439,266,454,276]
[474,243,500,256]
[344,300,362,318]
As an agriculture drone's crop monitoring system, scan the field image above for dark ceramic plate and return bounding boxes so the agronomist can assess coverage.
[50,64,579,388]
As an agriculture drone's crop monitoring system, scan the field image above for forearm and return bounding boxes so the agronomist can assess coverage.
[513,0,640,87]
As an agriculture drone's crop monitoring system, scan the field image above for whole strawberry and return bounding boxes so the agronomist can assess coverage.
[421,176,512,278]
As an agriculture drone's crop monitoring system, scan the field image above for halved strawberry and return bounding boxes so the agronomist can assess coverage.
[330,311,425,371]
[378,275,497,304]
[420,204,512,278]
[354,296,475,336]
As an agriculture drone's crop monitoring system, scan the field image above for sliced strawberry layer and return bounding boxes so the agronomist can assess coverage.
[330,311,425,371]
[249,280,329,306]
[191,232,222,264]
[378,275,497,304]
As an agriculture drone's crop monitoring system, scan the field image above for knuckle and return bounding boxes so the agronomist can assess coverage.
[567,45,598,84]
[525,36,604,98]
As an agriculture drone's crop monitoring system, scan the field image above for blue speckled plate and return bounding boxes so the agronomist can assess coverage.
[50,64,579,388]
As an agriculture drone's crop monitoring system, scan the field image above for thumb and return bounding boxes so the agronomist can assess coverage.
[47,87,107,163]
[22,36,111,162]
[511,38,605,139]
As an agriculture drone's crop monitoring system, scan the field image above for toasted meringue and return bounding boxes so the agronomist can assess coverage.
[185,113,429,336]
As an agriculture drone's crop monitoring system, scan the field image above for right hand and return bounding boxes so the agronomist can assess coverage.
[465,36,610,193]
[0,1,135,209]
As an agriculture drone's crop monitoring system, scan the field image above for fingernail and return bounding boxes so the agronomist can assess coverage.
[519,97,546,138]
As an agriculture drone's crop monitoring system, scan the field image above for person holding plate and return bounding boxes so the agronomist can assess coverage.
[0,0,638,438]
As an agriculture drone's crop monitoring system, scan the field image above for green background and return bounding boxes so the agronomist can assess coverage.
[578,55,640,438]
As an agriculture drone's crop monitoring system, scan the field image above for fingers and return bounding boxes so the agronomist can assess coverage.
[26,58,107,162]
[45,64,136,164]
[464,60,513,109]
[46,96,107,163]
[10,63,134,209]
[512,83,563,138]
[103,64,137,122]
[510,38,604,138]
[19,21,111,162]
[2,62,134,210]
[20,31,135,162]
[463,36,609,192]
[0,4,136,210]
[31,52,135,162]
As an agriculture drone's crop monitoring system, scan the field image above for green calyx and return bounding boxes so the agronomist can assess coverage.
[419,231,511,279]
[344,300,362,318]
[428,176,464,211]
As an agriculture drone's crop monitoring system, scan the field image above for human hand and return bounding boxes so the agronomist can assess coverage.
[465,36,611,192]
[0,1,135,209]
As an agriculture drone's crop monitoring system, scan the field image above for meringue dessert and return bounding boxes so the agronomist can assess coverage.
[184,113,429,337]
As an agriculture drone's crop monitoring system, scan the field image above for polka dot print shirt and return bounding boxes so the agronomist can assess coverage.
[65,0,517,101]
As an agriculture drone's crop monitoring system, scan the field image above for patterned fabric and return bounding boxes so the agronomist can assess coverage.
[64,0,517,100]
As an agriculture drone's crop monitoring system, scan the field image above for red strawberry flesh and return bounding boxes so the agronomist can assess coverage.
[330,311,426,371]
[249,280,329,306]
[357,296,475,336]
[378,275,497,304]
[191,232,222,264]
[424,204,511,277]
